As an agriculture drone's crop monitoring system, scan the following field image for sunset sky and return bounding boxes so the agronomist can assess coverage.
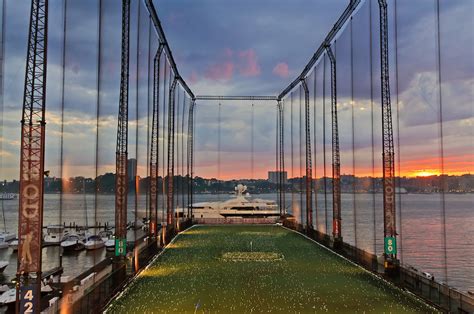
[0,0,472,181]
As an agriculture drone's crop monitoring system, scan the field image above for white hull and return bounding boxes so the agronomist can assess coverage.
[61,241,85,251]
[0,233,15,242]
[0,288,16,305]
[44,225,69,245]
[0,193,16,200]
[0,233,16,249]
[0,261,8,273]
[85,234,105,250]
[8,240,18,251]
[44,237,63,245]
[85,243,104,250]
[105,239,115,251]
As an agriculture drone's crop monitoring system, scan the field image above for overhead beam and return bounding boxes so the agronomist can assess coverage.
[195,95,278,101]
[277,0,361,100]
[144,0,195,99]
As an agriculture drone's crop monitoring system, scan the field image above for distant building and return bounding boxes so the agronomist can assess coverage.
[127,158,137,181]
[268,171,287,184]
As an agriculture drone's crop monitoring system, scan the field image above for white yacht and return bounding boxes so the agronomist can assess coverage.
[0,232,15,249]
[85,235,105,250]
[0,288,15,305]
[44,225,69,245]
[0,193,16,200]
[105,238,115,252]
[8,240,18,251]
[99,230,113,242]
[61,234,85,252]
[190,184,280,219]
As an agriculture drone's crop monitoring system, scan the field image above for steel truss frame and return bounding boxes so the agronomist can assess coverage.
[16,0,49,311]
[149,44,164,237]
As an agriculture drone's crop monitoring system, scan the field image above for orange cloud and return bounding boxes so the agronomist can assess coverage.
[204,62,234,81]
[237,49,261,77]
[272,62,289,78]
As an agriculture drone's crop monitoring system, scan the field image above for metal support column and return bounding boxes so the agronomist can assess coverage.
[186,100,195,219]
[301,79,313,230]
[114,0,130,259]
[325,45,342,246]
[149,44,164,237]
[187,99,195,218]
[278,101,285,217]
[167,78,178,226]
[16,1,49,312]
[378,0,398,273]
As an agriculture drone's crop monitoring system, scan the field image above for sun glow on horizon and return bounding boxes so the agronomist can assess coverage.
[408,170,441,177]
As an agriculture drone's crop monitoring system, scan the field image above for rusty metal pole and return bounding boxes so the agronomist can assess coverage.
[16,0,49,312]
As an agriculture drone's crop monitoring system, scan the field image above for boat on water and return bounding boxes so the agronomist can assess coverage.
[0,288,15,307]
[0,200,15,249]
[44,225,69,245]
[0,232,15,249]
[127,220,144,230]
[99,230,113,242]
[85,235,105,250]
[8,240,17,251]
[105,238,115,251]
[0,261,8,273]
[61,234,85,252]
[0,193,16,200]
[190,184,280,219]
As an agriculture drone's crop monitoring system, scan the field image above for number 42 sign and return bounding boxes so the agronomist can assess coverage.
[384,236,397,255]
[20,285,36,313]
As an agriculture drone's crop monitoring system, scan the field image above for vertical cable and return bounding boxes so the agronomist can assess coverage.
[58,0,68,268]
[290,92,294,218]
[190,99,194,216]
[0,0,3,228]
[251,103,254,180]
[176,87,180,212]
[369,0,377,254]
[276,103,279,209]
[91,0,103,284]
[181,91,186,218]
[0,0,3,207]
[299,85,303,224]
[167,63,172,223]
[435,0,448,284]
[161,61,167,223]
[281,100,286,215]
[350,17,358,248]
[217,103,221,200]
[94,0,103,238]
[166,71,176,226]
[323,55,328,234]
[313,71,318,230]
[145,18,152,231]
[134,0,140,255]
[394,0,403,263]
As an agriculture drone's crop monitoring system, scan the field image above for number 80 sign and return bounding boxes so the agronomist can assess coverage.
[384,237,397,255]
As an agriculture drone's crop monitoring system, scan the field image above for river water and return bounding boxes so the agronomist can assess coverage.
[0,192,472,293]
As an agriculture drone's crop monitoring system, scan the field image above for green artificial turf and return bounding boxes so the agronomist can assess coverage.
[107,225,435,313]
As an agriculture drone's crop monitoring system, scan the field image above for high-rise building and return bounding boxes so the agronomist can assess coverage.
[268,171,287,184]
[127,158,137,181]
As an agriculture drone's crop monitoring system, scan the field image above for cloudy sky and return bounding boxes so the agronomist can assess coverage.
[0,0,472,181]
